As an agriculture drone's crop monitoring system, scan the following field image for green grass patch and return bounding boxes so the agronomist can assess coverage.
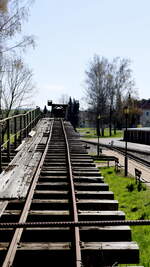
[3,133,21,148]
[100,167,150,266]
[77,127,123,138]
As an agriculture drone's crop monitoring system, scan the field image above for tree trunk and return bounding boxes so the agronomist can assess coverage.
[101,119,104,137]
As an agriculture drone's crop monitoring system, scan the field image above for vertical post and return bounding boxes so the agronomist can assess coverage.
[14,117,17,149]
[109,106,112,136]
[34,109,36,125]
[33,109,35,127]
[124,106,129,177]
[23,114,26,138]
[125,113,128,176]
[27,113,29,136]
[28,112,30,132]
[37,107,39,123]
[32,110,34,128]
[37,107,41,122]
[30,111,32,132]
[35,108,38,125]
[97,114,100,157]
[31,111,33,129]
[97,136,99,156]
[7,119,10,161]
[19,115,22,144]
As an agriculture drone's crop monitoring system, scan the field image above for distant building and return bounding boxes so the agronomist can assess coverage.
[140,99,150,127]
[79,110,96,128]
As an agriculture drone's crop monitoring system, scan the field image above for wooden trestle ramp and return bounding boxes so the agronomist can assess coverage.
[0,118,139,266]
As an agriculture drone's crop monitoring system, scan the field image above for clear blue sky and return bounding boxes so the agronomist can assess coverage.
[23,0,150,109]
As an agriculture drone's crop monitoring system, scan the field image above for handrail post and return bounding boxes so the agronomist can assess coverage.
[35,109,37,124]
[32,110,34,128]
[7,119,10,161]
[14,117,17,149]
[2,124,4,145]
[36,107,40,125]
[23,115,26,138]
[30,111,32,132]
[34,109,36,127]
[27,113,29,136]
[19,116,22,144]
[31,110,34,130]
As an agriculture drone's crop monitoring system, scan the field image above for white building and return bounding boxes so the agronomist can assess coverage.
[140,101,150,127]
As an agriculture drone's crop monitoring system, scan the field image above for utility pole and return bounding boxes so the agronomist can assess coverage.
[123,106,129,177]
[97,114,101,157]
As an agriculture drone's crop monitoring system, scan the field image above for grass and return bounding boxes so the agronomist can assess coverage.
[77,127,123,138]
[3,133,20,148]
[99,166,150,266]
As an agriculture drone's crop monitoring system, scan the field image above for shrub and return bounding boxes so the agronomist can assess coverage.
[137,182,147,192]
[126,183,135,192]
[131,206,138,212]
[138,212,148,220]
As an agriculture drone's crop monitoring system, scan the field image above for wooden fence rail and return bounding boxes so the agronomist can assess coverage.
[0,107,41,173]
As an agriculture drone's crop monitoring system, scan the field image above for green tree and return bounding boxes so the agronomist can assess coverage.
[67,97,79,130]
[72,99,79,130]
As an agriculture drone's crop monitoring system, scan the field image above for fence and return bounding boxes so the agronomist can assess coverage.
[0,107,41,172]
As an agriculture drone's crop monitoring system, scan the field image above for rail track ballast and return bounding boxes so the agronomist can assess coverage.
[0,119,139,266]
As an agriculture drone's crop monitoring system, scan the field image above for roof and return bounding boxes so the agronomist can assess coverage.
[141,100,150,110]
[126,127,150,131]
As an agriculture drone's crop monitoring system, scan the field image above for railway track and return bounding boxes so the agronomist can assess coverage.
[0,119,139,266]
[113,146,150,168]
[82,139,150,168]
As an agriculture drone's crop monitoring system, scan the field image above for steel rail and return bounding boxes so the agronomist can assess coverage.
[1,219,150,228]
[82,139,150,168]
[109,145,150,168]
[61,120,82,267]
[2,120,54,267]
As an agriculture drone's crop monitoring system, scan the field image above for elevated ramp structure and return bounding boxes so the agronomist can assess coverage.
[0,118,140,266]
[48,100,68,118]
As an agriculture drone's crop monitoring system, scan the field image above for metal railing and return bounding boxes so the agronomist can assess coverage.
[0,107,41,172]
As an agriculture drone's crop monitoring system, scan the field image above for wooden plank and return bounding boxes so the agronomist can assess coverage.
[82,241,139,250]
[76,191,114,199]
[29,210,69,215]
[32,199,69,204]
[78,210,125,220]
[34,190,68,194]
[0,119,51,199]
[0,241,137,252]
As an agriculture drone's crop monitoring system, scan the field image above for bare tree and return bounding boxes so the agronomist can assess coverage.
[84,55,136,134]
[85,55,111,135]
[58,94,69,104]
[113,58,135,130]
[2,56,35,117]
[0,0,35,53]
[85,56,108,113]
